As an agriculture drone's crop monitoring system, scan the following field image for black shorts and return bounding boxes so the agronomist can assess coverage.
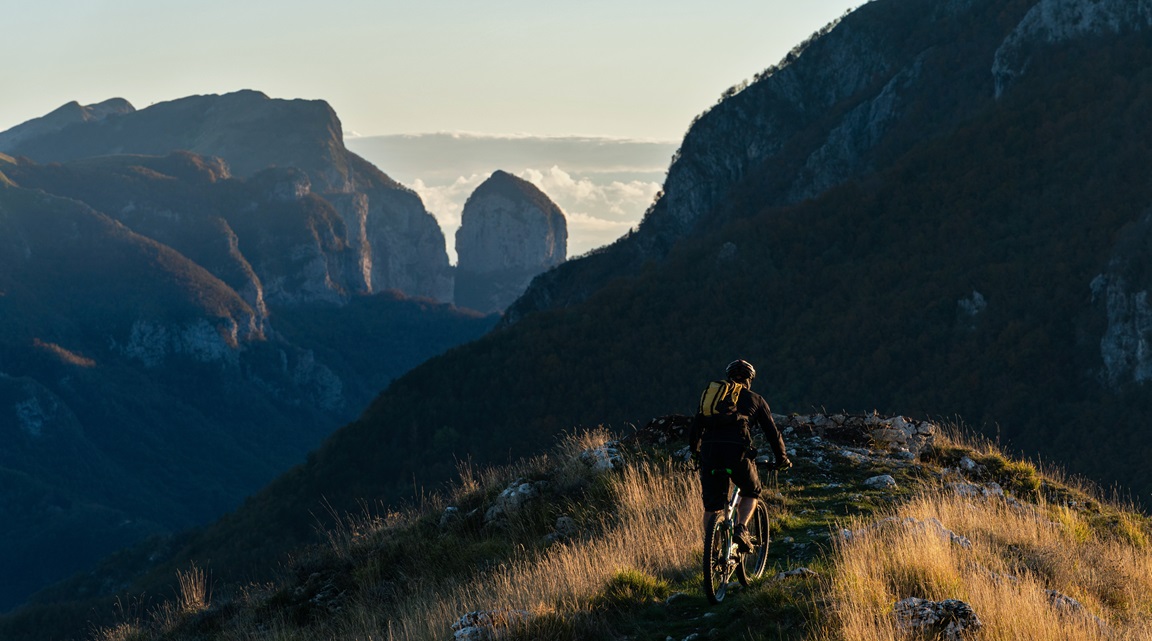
[699,441,761,512]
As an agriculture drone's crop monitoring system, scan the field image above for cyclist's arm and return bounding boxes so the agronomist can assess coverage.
[752,400,789,465]
[689,412,705,454]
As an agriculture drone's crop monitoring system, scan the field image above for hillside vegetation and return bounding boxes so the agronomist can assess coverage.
[81,418,1152,641]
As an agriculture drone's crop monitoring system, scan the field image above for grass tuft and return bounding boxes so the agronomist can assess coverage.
[592,568,672,611]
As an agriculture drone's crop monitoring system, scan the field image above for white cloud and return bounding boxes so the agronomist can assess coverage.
[409,174,487,263]
[410,165,661,264]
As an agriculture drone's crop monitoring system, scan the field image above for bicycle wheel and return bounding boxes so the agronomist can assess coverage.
[736,502,770,587]
[702,512,733,604]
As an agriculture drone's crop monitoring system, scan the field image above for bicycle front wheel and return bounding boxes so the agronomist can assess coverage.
[702,512,733,604]
[736,502,770,586]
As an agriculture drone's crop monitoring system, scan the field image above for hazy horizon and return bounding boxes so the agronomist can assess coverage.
[0,1,862,141]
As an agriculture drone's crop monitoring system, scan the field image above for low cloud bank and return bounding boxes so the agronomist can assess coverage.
[411,166,659,262]
[349,133,672,262]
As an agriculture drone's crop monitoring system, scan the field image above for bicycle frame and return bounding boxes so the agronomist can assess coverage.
[701,465,772,604]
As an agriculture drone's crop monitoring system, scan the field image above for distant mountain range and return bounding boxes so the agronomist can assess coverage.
[9,0,1152,638]
[0,94,504,610]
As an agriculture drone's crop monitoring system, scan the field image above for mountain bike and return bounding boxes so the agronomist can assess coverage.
[701,457,777,604]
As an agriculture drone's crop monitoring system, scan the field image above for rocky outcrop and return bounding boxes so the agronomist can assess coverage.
[1090,212,1152,388]
[507,0,1152,324]
[0,91,453,303]
[893,597,983,640]
[455,171,566,312]
[993,0,1152,95]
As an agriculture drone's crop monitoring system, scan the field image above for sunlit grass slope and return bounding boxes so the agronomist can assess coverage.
[92,422,1152,641]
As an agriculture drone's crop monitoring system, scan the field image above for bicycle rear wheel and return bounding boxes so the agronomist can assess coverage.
[702,512,733,604]
[736,502,770,587]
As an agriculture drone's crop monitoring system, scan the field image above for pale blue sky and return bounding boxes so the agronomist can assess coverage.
[2,0,861,141]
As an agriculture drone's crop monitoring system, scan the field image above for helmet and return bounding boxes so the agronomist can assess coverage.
[726,359,756,381]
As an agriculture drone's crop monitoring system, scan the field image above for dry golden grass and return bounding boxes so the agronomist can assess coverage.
[378,461,701,641]
[214,429,703,641]
[93,424,1152,641]
[822,485,1152,640]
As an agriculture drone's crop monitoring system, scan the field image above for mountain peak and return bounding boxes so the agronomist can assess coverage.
[454,170,567,312]
[0,98,135,151]
[470,169,559,215]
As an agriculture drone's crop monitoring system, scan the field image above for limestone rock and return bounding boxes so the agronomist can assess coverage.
[774,567,818,580]
[452,609,530,641]
[455,171,566,312]
[579,442,624,472]
[484,479,544,524]
[993,0,1152,96]
[864,475,897,489]
[0,90,455,304]
[894,597,982,640]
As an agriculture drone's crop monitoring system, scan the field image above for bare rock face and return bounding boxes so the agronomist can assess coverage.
[0,90,454,303]
[454,171,566,312]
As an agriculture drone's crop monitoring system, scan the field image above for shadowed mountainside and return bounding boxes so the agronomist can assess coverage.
[0,115,497,609]
[7,0,1152,637]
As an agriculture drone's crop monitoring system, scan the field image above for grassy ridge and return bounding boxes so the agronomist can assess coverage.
[86,419,1152,641]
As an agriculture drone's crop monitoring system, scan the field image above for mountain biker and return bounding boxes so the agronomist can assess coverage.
[690,359,791,553]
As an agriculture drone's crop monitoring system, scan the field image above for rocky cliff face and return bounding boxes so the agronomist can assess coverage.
[0,90,453,303]
[993,0,1152,95]
[454,171,566,312]
[507,0,1152,324]
[0,146,495,609]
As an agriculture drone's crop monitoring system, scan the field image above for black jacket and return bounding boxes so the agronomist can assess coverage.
[690,386,787,462]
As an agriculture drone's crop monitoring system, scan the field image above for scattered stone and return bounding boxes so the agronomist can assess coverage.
[774,567,818,580]
[440,506,461,529]
[870,427,909,448]
[484,479,543,523]
[544,515,579,544]
[579,442,623,472]
[839,449,869,464]
[452,610,531,641]
[893,597,982,640]
[665,592,689,606]
[628,415,693,445]
[893,450,917,461]
[1047,590,1108,629]
[841,517,971,549]
[682,634,702,641]
[864,475,897,489]
[785,412,936,455]
[950,481,1005,500]
[554,515,578,538]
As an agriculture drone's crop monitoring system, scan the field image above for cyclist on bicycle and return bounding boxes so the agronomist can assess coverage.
[690,359,791,553]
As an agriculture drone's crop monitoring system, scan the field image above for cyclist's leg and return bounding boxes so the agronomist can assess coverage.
[732,454,762,527]
[699,447,731,530]
[737,496,757,526]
